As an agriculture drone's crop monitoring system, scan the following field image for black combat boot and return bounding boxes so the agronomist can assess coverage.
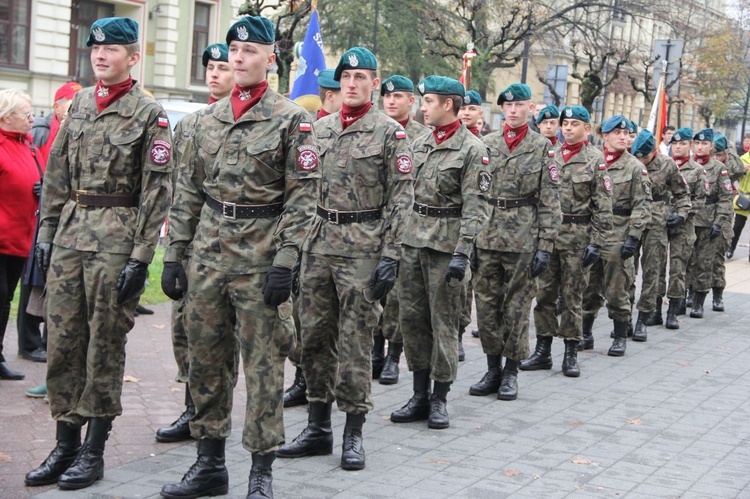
[665,298,680,330]
[676,298,687,316]
[469,354,502,396]
[608,320,628,357]
[458,329,465,362]
[379,342,403,385]
[283,367,308,407]
[25,421,82,486]
[644,297,664,326]
[686,287,694,308]
[497,359,519,401]
[247,452,274,499]
[519,336,553,371]
[276,402,333,458]
[57,418,111,490]
[341,413,366,470]
[161,438,229,498]
[577,315,595,351]
[690,292,707,318]
[156,384,196,443]
[561,339,580,378]
[371,334,385,379]
[712,287,725,312]
[610,319,634,339]
[428,381,451,429]
[632,312,648,342]
[391,370,431,422]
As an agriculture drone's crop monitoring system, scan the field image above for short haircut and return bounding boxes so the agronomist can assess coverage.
[0,89,31,119]
[124,42,140,55]
[318,87,340,101]
[662,125,675,134]
[438,94,462,115]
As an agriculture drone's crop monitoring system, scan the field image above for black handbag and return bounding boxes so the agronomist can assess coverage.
[736,193,750,211]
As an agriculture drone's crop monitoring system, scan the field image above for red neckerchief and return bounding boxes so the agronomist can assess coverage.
[504,122,528,152]
[340,102,372,130]
[603,145,625,167]
[95,76,133,113]
[467,126,480,137]
[433,119,461,145]
[397,118,409,128]
[208,96,218,104]
[317,108,331,120]
[231,81,268,121]
[674,156,689,168]
[694,154,710,166]
[548,135,558,146]
[561,140,585,163]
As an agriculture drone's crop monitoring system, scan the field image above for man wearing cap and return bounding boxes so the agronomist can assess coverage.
[277,47,413,471]
[536,105,561,147]
[155,42,233,445]
[389,75,489,428]
[468,83,560,400]
[160,16,319,498]
[685,129,732,318]
[316,68,342,121]
[27,17,172,490]
[627,120,638,149]
[523,105,612,376]
[460,90,484,137]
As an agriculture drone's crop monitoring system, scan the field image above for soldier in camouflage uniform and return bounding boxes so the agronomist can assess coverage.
[156,42,233,445]
[581,116,651,352]
[276,47,414,471]
[536,105,561,148]
[160,17,320,499]
[468,83,560,402]
[389,75,490,429]
[522,106,613,377]
[26,18,172,490]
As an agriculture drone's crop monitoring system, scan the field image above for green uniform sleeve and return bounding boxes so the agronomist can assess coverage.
[456,145,491,257]
[380,128,415,261]
[536,144,561,253]
[669,162,691,220]
[627,166,651,241]
[591,166,614,248]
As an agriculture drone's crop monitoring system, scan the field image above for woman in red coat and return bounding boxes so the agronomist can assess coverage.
[0,89,45,380]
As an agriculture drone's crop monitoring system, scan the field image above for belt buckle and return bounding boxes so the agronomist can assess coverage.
[328,209,339,224]
[222,202,236,220]
[417,204,427,217]
[75,189,87,208]
[496,198,507,209]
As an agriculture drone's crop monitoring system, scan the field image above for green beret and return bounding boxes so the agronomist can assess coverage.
[497,83,532,105]
[86,17,139,47]
[631,130,656,158]
[417,75,465,97]
[601,115,630,133]
[381,75,414,96]
[559,105,590,124]
[317,69,339,90]
[226,16,275,45]
[202,43,228,67]
[334,47,377,81]
[463,90,482,106]
[713,133,728,152]
[694,128,714,142]
[535,105,559,124]
[670,128,693,143]
[628,120,638,134]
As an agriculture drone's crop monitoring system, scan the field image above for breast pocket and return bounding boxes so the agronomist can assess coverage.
[571,171,594,203]
[436,161,464,197]
[612,176,632,203]
[517,154,542,196]
[244,134,283,186]
[106,127,144,176]
[350,144,384,206]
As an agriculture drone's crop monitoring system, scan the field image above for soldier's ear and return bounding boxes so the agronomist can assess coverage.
[127,51,141,68]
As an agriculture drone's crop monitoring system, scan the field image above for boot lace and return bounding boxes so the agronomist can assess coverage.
[249,467,270,494]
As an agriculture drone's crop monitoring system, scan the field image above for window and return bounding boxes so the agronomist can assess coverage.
[69,0,115,87]
[0,0,31,68]
[191,3,211,84]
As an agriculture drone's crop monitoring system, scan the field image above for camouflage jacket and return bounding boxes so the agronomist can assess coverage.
[38,84,172,263]
[477,129,561,253]
[726,149,746,182]
[164,88,320,274]
[693,157,733,228]
[675,158,708,221]
[403,124,491,256]
[405,118,430,143]
[604,151,652,242]
[553,143,613,250]
[303,106,414,260]
[644,153,690,230]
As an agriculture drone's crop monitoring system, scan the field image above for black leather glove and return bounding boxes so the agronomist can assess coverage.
[116,258,149,304]
[369,257,399,300]
[620,235,639,260]
[581,244,600,268]
[446,253,470,283]
[709,223,722,240]
[666,213,685,229]
[262,266,294,307]
[291,257,302,296]
[161,262,188,300]
[470,246,478,273]
[35,242,51,277]
[33,180,42,197]
[530,249,550,278]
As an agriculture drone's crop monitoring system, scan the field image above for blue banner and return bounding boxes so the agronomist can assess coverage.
[291,10,326,110]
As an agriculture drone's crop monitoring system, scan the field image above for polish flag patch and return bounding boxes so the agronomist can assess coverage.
[395,130,406,140]
[482,156,489,165]
[642,169,648,175]
[158,117,169,128]
[548,150,555,158]
[599,163,606,170]
[299,122,312,132]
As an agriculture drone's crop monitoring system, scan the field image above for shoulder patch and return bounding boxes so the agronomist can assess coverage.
[548,164,559,182]
[642,169,648,175]
[482,156,490,165]
[721,170,729,176]
[395,130,406,140]
[603,176,613,192]
[396,153,413,174]
[297,145,319,171]
[158,116,169,128]
[478,171,491,192]
[299,122,312,132]
[150,139,171,165]
[599,163,606,170]
[548,150,555,158]
[643,182,651,197]
[724,178,733,192]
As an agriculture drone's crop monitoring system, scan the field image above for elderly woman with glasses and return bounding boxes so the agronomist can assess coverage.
[0,89,46,380]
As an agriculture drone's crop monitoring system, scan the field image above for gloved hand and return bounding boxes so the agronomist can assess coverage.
[161,262,188,300]
[445,253,470,283]
[262,266,294,307]
[369,257,399,300]
[116,258,149,304]
[581,244,600,268]
[470,246,478,273]
[291,257,302,296]
[35,242,51,277]
[530,249,550,278]
[709,223,722,240]
[620,235,639,260]
[33,180,42,197]
[666,213,685,229]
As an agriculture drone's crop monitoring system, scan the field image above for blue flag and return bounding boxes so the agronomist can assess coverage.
[291,10,326,110]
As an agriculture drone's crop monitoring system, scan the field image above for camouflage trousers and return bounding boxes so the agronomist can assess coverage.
[711,225,733,289]
[287,295,302,367]
[474,250,534,361]
[45,247,139,425]
[185,260,294,453]
[636,228,668,313]
[170,258,190,383]
[381,293,402,343]
[667,218,696,298]
[459,281,473,332]
[534,247,591,341]
[582,243,635,322]
[398,246,466,383]
[687,227,722,293]
[299,253,382,415]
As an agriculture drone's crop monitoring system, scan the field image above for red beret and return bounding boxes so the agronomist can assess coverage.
[54,81,83,102]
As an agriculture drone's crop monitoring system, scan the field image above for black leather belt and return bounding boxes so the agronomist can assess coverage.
[317,205,381,224]
[70,190,139,208]
[485,196,538,209]
[612,208,632,216]
[413,203,462,218]
[651,194,670,202]
[562,214,591,224]
[705,196,718,205]
[206,195,283,219]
